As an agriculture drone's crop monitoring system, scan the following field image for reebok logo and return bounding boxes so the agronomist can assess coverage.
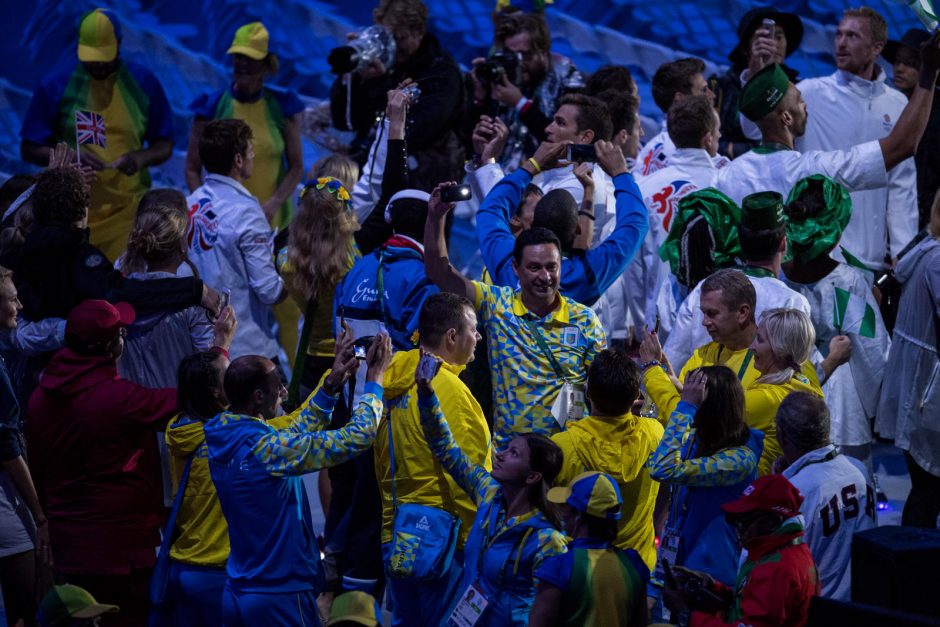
[416,516,430,531]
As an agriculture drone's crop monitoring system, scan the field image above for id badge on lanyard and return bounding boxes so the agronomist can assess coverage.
[447,583,489,627]
[652,527,682,586]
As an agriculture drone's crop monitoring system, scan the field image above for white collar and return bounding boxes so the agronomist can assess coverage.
[205,173,255,199]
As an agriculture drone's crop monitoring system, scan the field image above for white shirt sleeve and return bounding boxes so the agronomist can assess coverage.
[886,156,919,257]
[467,162,506,202]
[350,119,389,224]
[801,140,888,193]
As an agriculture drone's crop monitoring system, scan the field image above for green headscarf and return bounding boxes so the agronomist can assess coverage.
[784,175,852,264]
[659,188,741,282]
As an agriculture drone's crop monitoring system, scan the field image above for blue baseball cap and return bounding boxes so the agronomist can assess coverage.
[548,471,623,520]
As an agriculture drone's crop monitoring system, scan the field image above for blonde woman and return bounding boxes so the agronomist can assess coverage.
[277,177,359,402]
[308,154,360,194]
[747,308,824,475]
[118,197,217,388]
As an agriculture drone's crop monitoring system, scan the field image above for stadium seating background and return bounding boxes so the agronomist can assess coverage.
[0,0,924,185]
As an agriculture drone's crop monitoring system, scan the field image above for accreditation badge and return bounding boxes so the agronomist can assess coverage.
[652,527,682,587]
[561,326,580,347]
[447,583,489,626]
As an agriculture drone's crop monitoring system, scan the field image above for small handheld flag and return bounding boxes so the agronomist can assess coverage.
[75,110,107,148]
[833,286,876,338]
[906,0,938,31]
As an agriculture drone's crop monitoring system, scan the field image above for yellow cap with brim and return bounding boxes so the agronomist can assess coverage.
[77,8,120,63]
[739,63,790,122]
[227,22,278,73]
[327,591,380,626]
[547,471,623,520]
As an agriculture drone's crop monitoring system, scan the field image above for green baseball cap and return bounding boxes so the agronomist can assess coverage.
[741,191,786,230]
[39,585,119,626]
[784,175,852,264]
[740,63,790,122]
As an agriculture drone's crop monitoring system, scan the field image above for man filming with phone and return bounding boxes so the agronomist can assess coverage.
[474,109,649,307]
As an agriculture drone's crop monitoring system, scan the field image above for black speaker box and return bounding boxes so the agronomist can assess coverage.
[852,525,940,617]
[809,596,940,626]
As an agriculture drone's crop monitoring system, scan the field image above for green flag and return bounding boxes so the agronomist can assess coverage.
[833,286,876,338]
[840,246,876,274]
[906,0,938,31]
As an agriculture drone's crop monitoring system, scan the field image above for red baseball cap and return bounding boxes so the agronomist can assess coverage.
[65,300,136,343]
[721,474,803,518]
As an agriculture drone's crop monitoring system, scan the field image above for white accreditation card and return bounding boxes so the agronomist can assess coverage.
[446,583,489,627]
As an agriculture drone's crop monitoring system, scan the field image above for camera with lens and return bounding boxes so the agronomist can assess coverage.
[328,25,397,75]
[682,575,728,612]
[476,50,523,87]
[400,83,421,103]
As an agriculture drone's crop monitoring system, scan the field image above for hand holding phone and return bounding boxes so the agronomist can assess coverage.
[440,184,472,203]
[566,144,597,163]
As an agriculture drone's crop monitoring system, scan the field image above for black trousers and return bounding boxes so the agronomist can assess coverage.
[902,451,940,529]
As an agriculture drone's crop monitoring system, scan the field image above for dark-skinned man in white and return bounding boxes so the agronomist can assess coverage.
[716,32,940,209]
[424,154,606,451]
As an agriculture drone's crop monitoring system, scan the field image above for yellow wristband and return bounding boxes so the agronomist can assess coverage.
[527,157,542,174]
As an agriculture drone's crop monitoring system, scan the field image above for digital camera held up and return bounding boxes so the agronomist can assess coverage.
[476,50,523,87]
[400,83,421,103]
[328,25,397,74]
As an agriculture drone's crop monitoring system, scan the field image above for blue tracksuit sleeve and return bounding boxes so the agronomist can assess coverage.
[476,168,531,288]
[585,172,648,294]
[417,388,498,505]
[251,383,383,475]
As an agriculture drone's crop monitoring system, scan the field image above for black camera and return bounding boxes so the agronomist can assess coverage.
[682,575,728,612]
[476,50,523,87]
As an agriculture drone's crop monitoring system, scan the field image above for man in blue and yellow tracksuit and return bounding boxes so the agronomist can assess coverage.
[204,335,391,626]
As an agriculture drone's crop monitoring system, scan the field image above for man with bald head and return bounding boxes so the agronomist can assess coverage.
[716,34,940,207]
[204,331,393,627]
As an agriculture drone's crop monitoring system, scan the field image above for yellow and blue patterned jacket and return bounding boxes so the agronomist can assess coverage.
[649,401,763,586]
[418,389,567,626]
[203,382,382,592]
[473,281,606,450]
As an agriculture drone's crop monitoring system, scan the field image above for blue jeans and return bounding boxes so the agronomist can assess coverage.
[387,549,465,627]
[221,583,320,627]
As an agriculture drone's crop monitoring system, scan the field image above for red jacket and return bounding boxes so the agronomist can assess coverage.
[26,348,176,575]
[691,525,820,627]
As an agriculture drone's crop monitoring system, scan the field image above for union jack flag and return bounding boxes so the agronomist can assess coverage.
[75,110,106,148]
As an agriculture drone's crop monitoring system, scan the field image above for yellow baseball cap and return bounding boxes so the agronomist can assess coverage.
[327,591,381,626]
[77,8,121,63]
[227,22,278,73]
[548,471,623,520]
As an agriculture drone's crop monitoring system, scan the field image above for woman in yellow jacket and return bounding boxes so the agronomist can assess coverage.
[162,350,232,627]
[743,308,823,475]
[642,308,822,476]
